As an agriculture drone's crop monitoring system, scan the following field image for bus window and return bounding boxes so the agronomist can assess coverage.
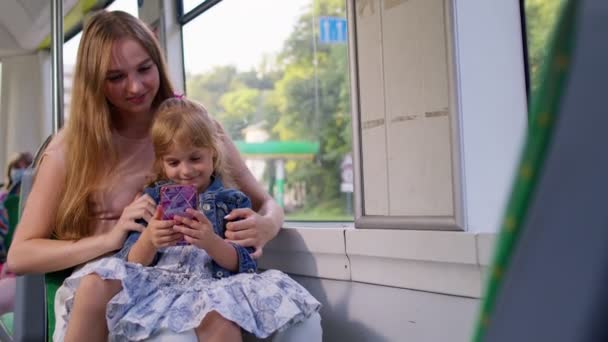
[182,0,353,222]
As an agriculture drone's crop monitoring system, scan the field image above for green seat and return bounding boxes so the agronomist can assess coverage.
[0,312,13,341]
[473,0,579,341]
[45,270,72,340]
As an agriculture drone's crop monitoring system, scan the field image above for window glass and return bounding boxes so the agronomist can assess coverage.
[183,0,353,221]
[62,0,139,120]
[524,0,564,93]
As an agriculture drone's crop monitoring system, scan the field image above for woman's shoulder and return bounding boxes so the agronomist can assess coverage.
[42,130,67,161]
[38,130,68,174]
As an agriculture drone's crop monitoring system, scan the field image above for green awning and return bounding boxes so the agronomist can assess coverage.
[234,141,319,160]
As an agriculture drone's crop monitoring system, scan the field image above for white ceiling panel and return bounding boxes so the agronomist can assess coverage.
[0,0,79,57]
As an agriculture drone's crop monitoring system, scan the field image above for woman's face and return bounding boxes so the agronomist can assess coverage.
[104,38,160,117]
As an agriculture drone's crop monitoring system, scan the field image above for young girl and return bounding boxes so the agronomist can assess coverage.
[55,97,321,341]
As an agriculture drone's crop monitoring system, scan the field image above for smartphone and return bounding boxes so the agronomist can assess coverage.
[159,184,198,245]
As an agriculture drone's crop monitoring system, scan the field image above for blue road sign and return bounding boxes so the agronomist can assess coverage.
[319,16,347,44]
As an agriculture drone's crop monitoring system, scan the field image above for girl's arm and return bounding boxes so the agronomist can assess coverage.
[7,152,117,274]
[174,209,239,272]
[200,234,238,272]
[126,230,157,266]
[127,206,182,266]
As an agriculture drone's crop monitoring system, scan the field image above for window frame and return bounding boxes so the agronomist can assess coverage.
[348,0,466,231]
[177,0,223,25]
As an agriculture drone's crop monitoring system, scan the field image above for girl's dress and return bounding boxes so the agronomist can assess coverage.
[54,177,320,342]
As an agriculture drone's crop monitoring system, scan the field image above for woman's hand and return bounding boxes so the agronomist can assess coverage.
[224,208,276,258]
[104,193,155,251]
[142,206,182,248]
[173,209,218,250]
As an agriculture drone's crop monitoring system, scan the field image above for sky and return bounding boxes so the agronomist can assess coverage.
[64,0,311,75]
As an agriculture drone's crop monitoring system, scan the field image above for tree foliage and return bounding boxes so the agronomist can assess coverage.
[186,0,352,216]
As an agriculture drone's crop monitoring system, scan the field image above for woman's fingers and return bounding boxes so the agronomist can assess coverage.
[250,247,263,259]
[141,211,153,223]
[128,223,145,233]
[224,208,254,223]
[224,224,258,241]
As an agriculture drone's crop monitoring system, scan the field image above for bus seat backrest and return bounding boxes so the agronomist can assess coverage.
[18,134,54,216]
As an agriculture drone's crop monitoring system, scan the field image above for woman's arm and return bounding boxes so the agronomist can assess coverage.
[7,153,117,274]
[220,132,284,256]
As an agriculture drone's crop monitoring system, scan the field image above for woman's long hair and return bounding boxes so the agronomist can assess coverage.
[54,10,175,240]
[150,98,232,187]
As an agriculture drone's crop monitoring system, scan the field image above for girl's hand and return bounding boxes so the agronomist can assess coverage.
[224,208,274,258]
[105,193,156,251]
[173,209,218,250]
[142,206,182,248]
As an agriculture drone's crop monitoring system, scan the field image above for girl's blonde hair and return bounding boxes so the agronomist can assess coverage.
[150,98,231,186]
[55,10,175,240]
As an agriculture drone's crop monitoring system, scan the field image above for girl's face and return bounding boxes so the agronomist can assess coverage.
[104,38,160,117]
[162,143,215,192]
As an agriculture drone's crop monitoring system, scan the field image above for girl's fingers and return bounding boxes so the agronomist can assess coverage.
[181,209,212,227]
[173,225,201,239]
[154,206,164,220]
[158,234,183,244]
[173,215,197,229]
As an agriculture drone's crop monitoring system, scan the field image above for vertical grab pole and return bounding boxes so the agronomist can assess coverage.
[51,0,64,133]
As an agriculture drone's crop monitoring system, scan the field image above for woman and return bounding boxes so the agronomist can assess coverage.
[7,10,320,342]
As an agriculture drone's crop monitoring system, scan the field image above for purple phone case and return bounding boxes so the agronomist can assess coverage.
[160,184,197,245]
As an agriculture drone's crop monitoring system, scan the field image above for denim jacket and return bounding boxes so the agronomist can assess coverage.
[115,177,257,279]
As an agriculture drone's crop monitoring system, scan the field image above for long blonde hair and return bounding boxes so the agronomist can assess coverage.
[151,98,231,186]
[55,11,175,240]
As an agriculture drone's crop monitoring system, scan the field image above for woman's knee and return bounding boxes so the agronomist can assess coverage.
[74,274,121,310]
[196,311,242,342]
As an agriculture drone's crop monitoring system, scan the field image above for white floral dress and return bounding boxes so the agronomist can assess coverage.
[54,246,320,341]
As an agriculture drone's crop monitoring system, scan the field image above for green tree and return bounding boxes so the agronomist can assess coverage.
[268,0,352,212]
